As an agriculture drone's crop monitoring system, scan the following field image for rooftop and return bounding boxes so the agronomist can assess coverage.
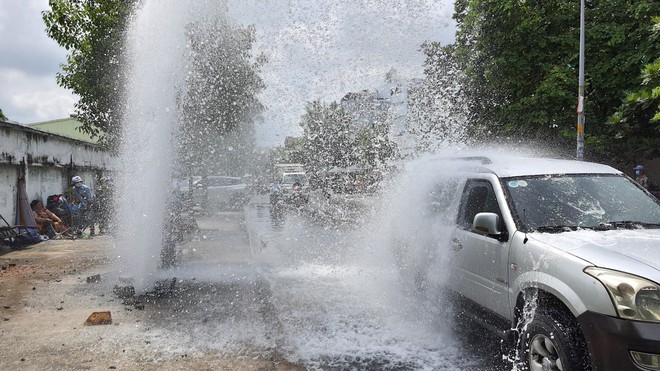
[462,156,621,178]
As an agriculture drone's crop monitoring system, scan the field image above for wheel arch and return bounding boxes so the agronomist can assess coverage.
[511,266,618,322]
[512,272,589,322]
[514,286,574,325]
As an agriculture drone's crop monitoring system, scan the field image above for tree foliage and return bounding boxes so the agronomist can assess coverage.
[407,42,470,154]
[271,138,307,165]
[0,109,7,121]
[299,100,396,173]
[43,0,133,150]
[300,101,357,172]
[447,0,659,159]
[44,0,265,173]
[607,18,660,162]
[354,121,397,168]
[177,19,266,176]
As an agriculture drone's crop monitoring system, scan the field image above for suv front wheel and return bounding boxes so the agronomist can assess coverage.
[517,307,592,371]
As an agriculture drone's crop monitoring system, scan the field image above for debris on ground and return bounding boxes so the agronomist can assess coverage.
[86,274,101,283]
[84,311,112,326]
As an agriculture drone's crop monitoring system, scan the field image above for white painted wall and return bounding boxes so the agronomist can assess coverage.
[1,121,110,225]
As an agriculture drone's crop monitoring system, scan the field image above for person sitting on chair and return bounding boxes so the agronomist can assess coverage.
[30,200,63,238]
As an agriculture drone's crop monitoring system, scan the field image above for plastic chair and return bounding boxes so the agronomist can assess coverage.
[0,213,41,247]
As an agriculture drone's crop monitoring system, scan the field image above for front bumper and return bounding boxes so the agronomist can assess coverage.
[578,311,660,370]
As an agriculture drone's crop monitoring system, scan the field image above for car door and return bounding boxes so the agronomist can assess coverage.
[450,178,511,317]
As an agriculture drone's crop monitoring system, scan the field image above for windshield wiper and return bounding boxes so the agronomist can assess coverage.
[531,221,660,233]
[531,225,578,233]
[598,221,660,230]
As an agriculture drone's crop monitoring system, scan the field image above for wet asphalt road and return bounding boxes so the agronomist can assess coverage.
[148,194,515,370]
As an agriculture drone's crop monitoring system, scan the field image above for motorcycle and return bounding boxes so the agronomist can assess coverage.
[289,183,309,207]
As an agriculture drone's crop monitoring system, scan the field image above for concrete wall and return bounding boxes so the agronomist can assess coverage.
[1,121,110,225]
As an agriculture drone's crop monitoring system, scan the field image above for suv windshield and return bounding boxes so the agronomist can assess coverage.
[282,173,306,185]
[504,174,660,231]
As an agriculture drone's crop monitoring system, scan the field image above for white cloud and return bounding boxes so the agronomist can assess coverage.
[0,0,77,123]
[0,67,77,124]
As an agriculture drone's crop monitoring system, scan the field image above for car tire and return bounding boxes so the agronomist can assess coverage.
[517,307,592,371]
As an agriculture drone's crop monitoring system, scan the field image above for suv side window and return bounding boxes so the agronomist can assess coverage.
[457,179,505,232]
[427,178,460,217]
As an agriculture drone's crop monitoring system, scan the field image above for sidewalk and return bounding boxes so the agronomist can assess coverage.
[1,235,110,314]
[0,218,302,370]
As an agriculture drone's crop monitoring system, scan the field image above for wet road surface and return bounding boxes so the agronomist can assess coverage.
[152,194,515,370]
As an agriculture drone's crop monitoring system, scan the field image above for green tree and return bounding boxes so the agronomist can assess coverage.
[177,19,266,177]
[43,0,133,150]
[299,99,397,174]
[452,0,583,143]
[300,101,357,172]
[271,138,307,165]
[44,0,265,172]
[355,122,397,168]
[607,18,660,162]
[0,109,7,121]
[449,0,659,157]
[407,42,469,154]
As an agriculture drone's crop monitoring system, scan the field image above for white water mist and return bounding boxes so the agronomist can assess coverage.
[113,0,230,293]
[112,0,188,292]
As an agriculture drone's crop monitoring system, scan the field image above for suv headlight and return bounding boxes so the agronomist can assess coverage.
[585,267,660,323]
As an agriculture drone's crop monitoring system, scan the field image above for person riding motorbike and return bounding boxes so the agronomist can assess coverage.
[289,181,309,206]
[269,179,282,206]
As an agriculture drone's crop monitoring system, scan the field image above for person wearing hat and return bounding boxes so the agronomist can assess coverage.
[71,175,96,236]
[634,165,649,190]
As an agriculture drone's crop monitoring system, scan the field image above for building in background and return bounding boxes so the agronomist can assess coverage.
[27,115,98,144]
[0,119,108,224]
[340,74,422,157]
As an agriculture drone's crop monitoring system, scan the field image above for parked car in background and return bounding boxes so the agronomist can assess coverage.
[182,176,249,211]
[280,172,307,193]
[175,176,202,198]
[392,155,660,371]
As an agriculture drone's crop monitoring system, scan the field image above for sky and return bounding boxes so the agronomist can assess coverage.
[0,0,78,125]
[0,0,455,147]
[229,0,456,146]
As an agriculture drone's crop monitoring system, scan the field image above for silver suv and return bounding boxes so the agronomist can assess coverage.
[396,156,660,370]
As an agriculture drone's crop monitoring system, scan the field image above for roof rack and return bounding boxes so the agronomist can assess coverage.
[450,156,492,164]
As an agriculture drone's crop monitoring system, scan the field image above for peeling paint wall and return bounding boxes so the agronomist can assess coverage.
[0,165,17,224]
[1,121,110,225]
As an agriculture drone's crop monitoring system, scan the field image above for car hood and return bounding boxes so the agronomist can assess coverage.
[529,229,660,276]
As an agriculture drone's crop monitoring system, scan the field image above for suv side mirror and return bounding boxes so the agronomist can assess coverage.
[473,212,509,242]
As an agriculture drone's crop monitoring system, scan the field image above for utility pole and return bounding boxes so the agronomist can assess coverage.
[576,0,586,160]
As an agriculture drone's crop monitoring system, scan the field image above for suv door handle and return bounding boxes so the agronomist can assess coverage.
[452,238,463,251]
